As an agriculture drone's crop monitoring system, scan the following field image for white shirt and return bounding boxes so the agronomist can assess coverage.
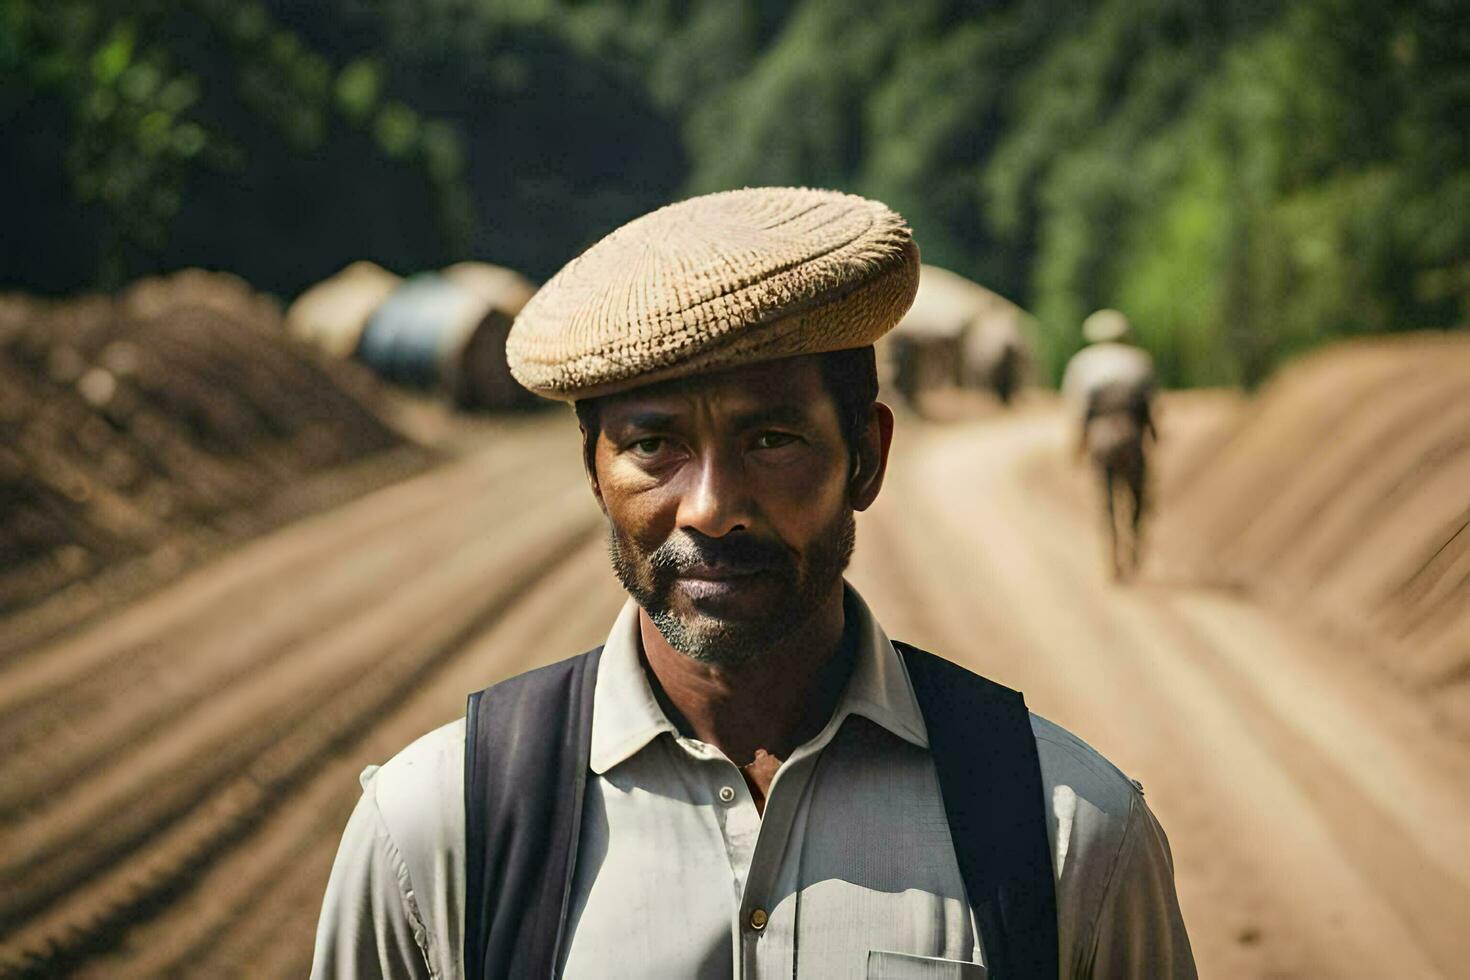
[311,588,1194,978]
[1060,343,1156,419]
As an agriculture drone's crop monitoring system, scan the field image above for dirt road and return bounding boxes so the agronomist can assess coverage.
[851,402,1470,978]
[2,403,1466,977]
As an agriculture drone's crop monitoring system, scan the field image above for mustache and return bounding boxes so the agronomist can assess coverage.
[647,530,791,576]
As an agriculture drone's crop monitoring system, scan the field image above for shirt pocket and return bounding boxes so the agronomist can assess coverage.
[866,949,987,980]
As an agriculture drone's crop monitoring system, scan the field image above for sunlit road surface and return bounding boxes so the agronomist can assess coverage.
[2,401,1467,978]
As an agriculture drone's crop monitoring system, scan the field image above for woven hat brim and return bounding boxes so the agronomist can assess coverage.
[515,238,919,402]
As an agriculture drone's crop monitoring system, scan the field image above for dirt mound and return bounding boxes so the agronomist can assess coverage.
[0,271,426,641]
[1157,332,1470,726]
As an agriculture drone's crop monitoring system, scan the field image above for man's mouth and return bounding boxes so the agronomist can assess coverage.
[673,563,779,603]
[678,563,770,582]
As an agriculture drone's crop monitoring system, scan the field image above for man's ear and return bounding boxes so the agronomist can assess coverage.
[850,402,894,512]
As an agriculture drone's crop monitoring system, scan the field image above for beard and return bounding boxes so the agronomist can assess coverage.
[608,510,856,667]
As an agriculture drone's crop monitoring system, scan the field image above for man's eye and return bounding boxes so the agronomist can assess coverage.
[754,432,798,450]
[630,437,666,455]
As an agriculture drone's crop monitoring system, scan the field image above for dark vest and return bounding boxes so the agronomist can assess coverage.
[463,643,1058,978]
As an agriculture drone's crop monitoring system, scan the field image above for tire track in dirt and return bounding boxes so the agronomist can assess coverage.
[198,545,622,978]
[0,420,568,714]
[74,537,623,979]
[1147,594,1470,967]
[0,433,580,819]
[0,478,594,919]
[0,439,603,973]
[0,417,567,702]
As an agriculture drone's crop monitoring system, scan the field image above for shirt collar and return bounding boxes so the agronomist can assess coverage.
[588,583,928,776]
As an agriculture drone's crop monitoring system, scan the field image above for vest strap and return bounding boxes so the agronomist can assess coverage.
[463,648,601,979]
[898,642,1059,978]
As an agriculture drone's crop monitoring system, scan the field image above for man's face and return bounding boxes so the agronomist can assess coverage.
[588,355,887,666]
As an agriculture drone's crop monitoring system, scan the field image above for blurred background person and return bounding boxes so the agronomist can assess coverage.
[1062,309,1157,581]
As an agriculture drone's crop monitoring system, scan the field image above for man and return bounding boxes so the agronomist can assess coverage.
[312,189,1194,978]
[1061,311,1158,582]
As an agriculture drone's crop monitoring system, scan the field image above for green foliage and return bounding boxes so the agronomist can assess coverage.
[1,0,479,288]
[980,0,1469,385]
[334,58,381,122]
[4,0,1466,383]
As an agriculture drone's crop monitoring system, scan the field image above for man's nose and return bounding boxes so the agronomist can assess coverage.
[677,448,753,538]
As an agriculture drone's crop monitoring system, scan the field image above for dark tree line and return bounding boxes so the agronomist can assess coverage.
[4,0,1466,384]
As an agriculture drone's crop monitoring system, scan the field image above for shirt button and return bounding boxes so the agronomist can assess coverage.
[718,785,736,803]
[749,907,768,931]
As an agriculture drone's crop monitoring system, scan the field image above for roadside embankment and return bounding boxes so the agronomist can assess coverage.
[0,270,433,654]
[1155,333,1470,737]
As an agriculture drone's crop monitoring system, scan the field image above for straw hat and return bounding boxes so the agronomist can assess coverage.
[1082,308,1132,345]
[506,187,920,401]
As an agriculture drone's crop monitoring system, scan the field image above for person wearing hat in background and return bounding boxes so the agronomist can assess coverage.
[311,189,1194,978]
[1061,311,1159,583]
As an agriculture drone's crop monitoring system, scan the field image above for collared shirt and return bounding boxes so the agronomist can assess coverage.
[311,588,1194,979]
